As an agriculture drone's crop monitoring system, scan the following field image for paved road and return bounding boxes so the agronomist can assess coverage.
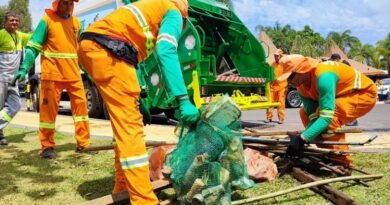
[241,103,390,133]
[18,97,390,133]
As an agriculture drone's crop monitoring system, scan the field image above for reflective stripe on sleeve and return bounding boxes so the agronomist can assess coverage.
[157,33,178,48]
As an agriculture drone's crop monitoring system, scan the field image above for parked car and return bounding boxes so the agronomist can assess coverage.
[377,78,390,100]
[286,84,302,108]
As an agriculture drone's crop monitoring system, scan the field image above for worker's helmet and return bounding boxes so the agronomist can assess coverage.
[169,0,189,19]
[51,0,79,14]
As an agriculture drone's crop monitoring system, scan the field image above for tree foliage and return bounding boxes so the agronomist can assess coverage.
[0,0,32,32]
[255,22,390,73]
[326,30,359,54]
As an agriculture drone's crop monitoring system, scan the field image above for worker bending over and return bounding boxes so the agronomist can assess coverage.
[77,0,199,204]
[279,55,376,166]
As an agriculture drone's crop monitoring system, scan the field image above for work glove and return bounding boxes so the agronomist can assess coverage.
[286,132,306,157]
[11,67,28,86]
[178,97,199,125]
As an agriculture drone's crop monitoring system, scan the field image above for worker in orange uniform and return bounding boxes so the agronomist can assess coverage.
[13,0,90,159]
[77,0,199,204]
[278,55,377,167]
[266,49,288,124]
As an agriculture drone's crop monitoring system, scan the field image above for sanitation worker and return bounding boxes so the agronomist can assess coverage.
[278,54,377,167]
[266,49,288,124]
[77,0,199,204]
[13,0,90,159]
[0,11,31,145]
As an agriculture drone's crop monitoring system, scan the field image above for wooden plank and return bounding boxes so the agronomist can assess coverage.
[81,179,171,205]
[290,167,359,205]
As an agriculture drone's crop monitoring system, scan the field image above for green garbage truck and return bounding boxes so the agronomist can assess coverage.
[25,0,279,119]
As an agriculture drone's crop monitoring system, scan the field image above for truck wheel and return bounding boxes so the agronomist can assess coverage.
[103,103,110,120]
[286,89,302,108]
[164,109,177,120]
[31,85,40,112]
[84,83,104,118]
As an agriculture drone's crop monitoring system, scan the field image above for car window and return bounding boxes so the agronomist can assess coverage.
[382,79,390,85]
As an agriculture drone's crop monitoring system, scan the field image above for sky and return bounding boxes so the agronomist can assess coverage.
[1,0,389,45]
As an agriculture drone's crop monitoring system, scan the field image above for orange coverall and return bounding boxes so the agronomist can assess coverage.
[267,62,288,122]
[298,61,377,165]
[78,0,188,204]
[21,2,90,151]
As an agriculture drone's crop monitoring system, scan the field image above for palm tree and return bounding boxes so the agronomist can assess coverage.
[255,22,296,53]
[326,30,359,54]
[291,26,325,57]
[349,41,375,64]
[377,33,390,73]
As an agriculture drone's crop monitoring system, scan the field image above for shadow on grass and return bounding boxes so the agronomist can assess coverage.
[0,129,85,199]
[5,130,36,143]
[77,176,114,200]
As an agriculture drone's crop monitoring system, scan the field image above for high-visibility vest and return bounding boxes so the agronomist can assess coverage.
[86,0,178,62]
[270,62,288,91]
[41,11,81,81]
[298,61,376,100]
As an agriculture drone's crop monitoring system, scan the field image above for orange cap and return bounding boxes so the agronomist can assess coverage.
[169,0,189,18]
[51,0,78,13]
[277,54,319,81]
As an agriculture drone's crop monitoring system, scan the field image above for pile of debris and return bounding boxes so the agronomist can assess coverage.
[81,96,383,205]
[164,95,255,204]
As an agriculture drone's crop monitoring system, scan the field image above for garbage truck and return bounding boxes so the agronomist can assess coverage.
[24,0,279,119]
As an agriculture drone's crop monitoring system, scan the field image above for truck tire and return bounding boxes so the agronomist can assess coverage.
[31,85,40,112]
[84,83,104,118]
[286,89,302,108]
[103,102,110,120]
[164,109,177,120]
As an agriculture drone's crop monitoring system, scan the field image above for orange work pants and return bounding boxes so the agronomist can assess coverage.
[267,88,286,121]
[39,80,90,150]
[299,88,376,166]
[78,39,158,205]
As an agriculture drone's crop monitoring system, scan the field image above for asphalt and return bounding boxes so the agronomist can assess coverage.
[8,104,390,151]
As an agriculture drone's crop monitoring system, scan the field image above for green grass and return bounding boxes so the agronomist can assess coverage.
[0,127,389,204]
[234,153,390,205]
[0,127,115,205]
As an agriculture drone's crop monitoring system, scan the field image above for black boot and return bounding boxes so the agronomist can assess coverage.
[41,148,56,159]
[0,130,8,146]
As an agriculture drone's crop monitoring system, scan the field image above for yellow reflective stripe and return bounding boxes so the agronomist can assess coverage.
[279,110,285,113]
[320,110,334,119]
[321,133,335,138]
[42,51,78,59]
[39,122,55,129]
[157,33,178,48]
[353,70,362,90]
[74,116,89,122]
[120,154,149,170]
[309,113,318,121]
[27,41,42,51]
[0,111,12,122]
[124,5,154,56]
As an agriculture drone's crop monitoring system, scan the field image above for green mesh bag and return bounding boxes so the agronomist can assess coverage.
[165,96,255,204]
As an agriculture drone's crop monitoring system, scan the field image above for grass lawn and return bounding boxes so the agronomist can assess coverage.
[0,127,389,204]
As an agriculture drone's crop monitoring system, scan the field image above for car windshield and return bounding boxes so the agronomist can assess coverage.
[381,79,390,85]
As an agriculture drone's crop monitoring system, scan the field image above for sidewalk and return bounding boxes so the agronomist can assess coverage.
[10,111,177,142]
[10,110,390,151]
